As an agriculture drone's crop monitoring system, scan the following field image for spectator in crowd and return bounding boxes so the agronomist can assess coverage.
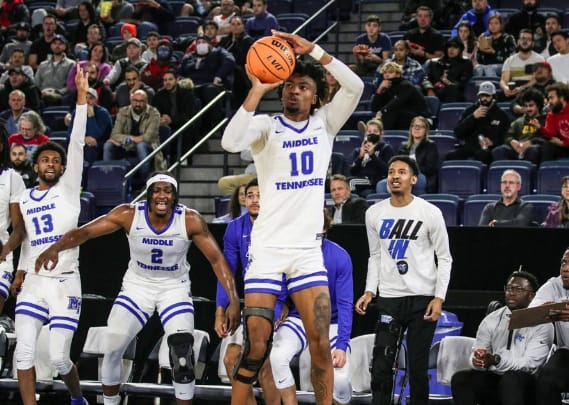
[349,125,394,197]
[373,40,424,89]
[493,88,545,164]
[511,61,555,116]
[71,1,103,49]
[371,61,430,130]
[115,65,155,108]
[475,14,517,77]
[541,14,561,59]
[141,39,179,91]
[0,22,32,66]
[398,115,439,193]
[66,87,112,164]
[500,29,545,100]
[547,31,569,84]
[479,169,534,227]
[0,90,29,136]
[457,21,478,68]
[543,176,569,228]
[0,67,41,112]
[7,111,49,156]
[212,183,247,223]
[105,37,147,89]
[54,0,84,20]
[104,89,164,182]
[399,0,444,31]
[99,0,134,26]
[451,270,553,405]
[76,62,114,112]
[212,0,237,39]
[34,34,74,106]
[327,174,367,224]
[110,22,137,62]
[422,36,474,102]
[451,0,497,38]
[217,149,256,195]
[0,49,34,86]
[141,30,160,63]
[448,81,511,164]
[185,20,220,55]
[322,70,341,105]
[132,0,174,34]
[66,42,112,94]
[245,0,278,40]
[73,23,105,60]
[0,0,28,32]
[9,143,36,188]
[534,83,569,161]
[28,14,58,70]
[152,70,201,153]
[505,0,546,50]
[530,248,569,405]
[351,15,392,77]
[181,0,215,18]
[403,5,445,65]
[219,15,254,108]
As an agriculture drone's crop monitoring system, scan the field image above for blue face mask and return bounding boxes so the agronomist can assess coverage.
[157,47,171,60]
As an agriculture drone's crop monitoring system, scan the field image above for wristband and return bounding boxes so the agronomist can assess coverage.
[309,44,325,61]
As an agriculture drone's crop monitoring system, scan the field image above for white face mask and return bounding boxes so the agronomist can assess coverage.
[196,43,209,56]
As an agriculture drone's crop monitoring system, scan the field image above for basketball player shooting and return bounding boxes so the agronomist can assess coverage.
[221,31,363,404]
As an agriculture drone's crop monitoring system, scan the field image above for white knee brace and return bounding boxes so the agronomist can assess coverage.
[269,346,296,389]
[333,370,352,404]
[101,331,133,386]
[49,328,74,376]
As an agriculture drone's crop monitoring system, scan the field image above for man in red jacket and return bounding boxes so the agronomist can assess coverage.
[535,83,569,161]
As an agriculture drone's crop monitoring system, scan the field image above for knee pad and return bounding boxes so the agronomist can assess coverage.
[168,332,195,384]
[370,315,403,393]
[333,373,353,405]
[49,328,74,375]
[232,307,274,385]
[51,355,73,376]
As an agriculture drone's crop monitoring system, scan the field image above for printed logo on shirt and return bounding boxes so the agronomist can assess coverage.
[378,219,423,262]
[67,296,82,314]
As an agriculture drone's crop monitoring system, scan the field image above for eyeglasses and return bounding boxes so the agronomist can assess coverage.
[504,286,532,294]
[412,125,426,129]
[501,180,519,185]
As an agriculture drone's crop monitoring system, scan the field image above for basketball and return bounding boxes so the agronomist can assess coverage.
[246,36,296,84]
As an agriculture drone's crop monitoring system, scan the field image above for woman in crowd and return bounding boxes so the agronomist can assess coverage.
[457,21,478,68]
[212,183,247,223]
[475,14,516,77]
[66,42,111,92]
[544,176,569,228]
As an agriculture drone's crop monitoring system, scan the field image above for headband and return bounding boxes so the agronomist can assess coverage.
[146,174,178,191]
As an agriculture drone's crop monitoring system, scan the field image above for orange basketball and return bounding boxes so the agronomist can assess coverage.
[246,36,296,84]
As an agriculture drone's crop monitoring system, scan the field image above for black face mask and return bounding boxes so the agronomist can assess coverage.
[552,102,564,114]
[366,134,380,143]
[523,3,537,12]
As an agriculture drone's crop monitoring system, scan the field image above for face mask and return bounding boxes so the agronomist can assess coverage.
[196,43,209,56]
[157,47,171,60]
[523,3,536,11]
[552,102,563,114]
[366,134,380,144]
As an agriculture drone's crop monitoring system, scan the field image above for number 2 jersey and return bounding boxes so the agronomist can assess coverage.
[18,104,87,277]
[125,201,191,283]
[222,57,364,249]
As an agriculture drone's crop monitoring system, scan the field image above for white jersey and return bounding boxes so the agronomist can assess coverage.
[18,104,87,277]
[364,196,452,299]
[125,201,191,282]
[222,57,364,248]
[547,53,569,84]
[530,276,569,349]
[0,168,26,244]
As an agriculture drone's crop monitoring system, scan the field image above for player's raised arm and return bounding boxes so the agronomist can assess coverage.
[35,204,133,272]
[186,210,241,333]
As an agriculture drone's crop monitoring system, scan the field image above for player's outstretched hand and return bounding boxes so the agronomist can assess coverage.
[35,247,60,272]
[272,30,313,55]
[226,299,241,335]
[75,63,89,97]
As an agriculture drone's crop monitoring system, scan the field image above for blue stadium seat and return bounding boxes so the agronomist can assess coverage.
[169,0,186,16]
[169,17,200,38]
[537,161,569,194]
[277,15,307,36]
[494,8,518,23]
[333,134,362,164]
[437,106,465,131]
[424,95,440,124]
[439,161,486,197]
[105,36,123,50]
[41,108,69,133]
[137,21,159,39]
[564,10,569,28]
[79,191,96,225]
[269,0,293,15]
[291,0,327,38]
[383,133,408,153]
[486,160,535,195]
[48,130,69,150]
[387,31,404,44]
[520,194,559,226]
[430,134,457,160]
[462,194,502,226]
[358,76,375,111]
[342,111,375,131]
[87,160,130,214]
[107,22,124,38]
[366,193,391,205]
[421,194,460,226]
[214,196,230,218]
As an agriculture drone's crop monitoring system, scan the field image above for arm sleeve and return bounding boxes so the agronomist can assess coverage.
[216,222,239,308]
[470,315,493,368]
[364,208,380,295]
[61,103,87,194]
[493,324,554,374]
[454,109,478,140]
[335,251,354,352]
[478,203,493,226]
[430,206,452,299]
[221,107,270,153]
[104,61,121,86]
[317,57,364,137]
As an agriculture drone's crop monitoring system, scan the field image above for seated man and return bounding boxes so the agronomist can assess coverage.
[492,88,545,164]
[447,81,511,164]
[115,66,155,109]
[34,34,74,106]
[270,210,353,405]
[479,169,533,227]
[532,248,569,405]
[0,89,29,136]
[451,270,553,405]
[104,90,165,183]
[10,143,36,188]
[327,174,368,225]
[350,14,392,77]
[0,48,34,86]
[373,39,424,89]
[533,82,569,162]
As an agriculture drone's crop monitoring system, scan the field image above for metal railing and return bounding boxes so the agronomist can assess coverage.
[292,0,340,56]
[122,90,228,201]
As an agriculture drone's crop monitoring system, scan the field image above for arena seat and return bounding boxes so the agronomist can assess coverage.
[383,132,408,153]
[430,134,457,160]
[462,194,502,226]
[487,160,535,195]
[169,17,201,38]
[520,194,559,226]
[333,134,363,164]
[86,160,131,214]
[421,194,461,226]
[436,106,464,131]
[537,161,569,194]
[439,161,486,198]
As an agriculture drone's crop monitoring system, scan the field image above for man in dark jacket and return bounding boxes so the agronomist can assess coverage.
[0,67,40,112]
[447,81,511,164]
[327,174,368,224]
[505,0,546,51]
[370,61,430,130]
